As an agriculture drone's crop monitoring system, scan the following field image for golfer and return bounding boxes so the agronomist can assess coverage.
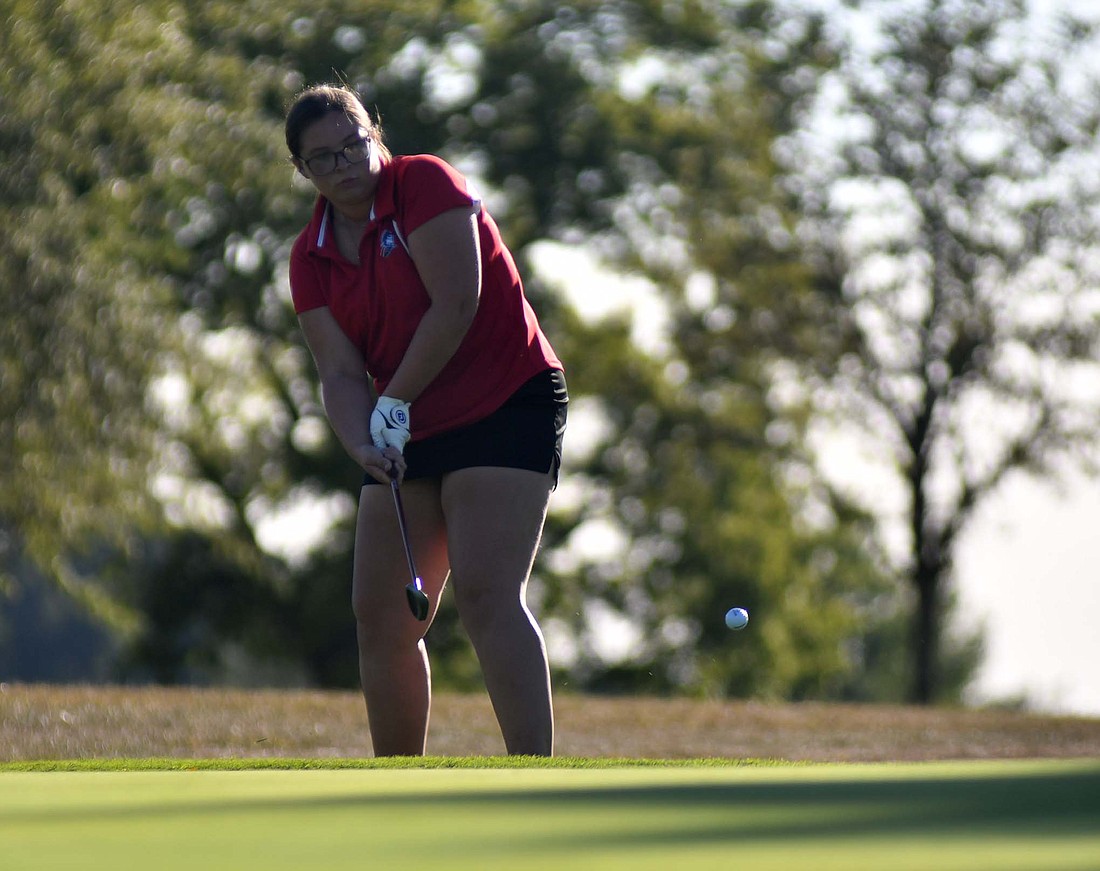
[285,85,566,756]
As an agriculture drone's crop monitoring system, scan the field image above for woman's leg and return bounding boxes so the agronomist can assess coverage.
[352,478,449,756]
[441,466,555,756]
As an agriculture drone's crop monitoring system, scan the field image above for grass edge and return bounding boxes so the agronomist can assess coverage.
[0,756,797,773]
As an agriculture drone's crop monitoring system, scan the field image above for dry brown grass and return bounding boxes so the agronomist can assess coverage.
[3,682,1099,763]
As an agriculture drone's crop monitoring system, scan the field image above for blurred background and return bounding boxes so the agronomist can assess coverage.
[2,0,1098,714]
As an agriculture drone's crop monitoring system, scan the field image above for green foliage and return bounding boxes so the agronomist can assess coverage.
[1,1,179,624]
[480,3,899,698]
[2,0,911,701]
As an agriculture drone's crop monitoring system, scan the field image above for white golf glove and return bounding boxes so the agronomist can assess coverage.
[370,396,412,453]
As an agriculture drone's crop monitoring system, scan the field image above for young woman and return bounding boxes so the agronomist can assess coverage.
[285,85,566,756]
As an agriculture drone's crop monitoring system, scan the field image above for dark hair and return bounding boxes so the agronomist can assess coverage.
[284,85,391,160]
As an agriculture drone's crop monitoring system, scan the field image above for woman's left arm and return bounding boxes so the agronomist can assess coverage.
[381,204,482,403]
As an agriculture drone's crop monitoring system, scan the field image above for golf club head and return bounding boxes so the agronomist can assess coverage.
[406,582,430,621]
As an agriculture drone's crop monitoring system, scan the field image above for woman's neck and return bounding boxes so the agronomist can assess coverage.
[334,201,373,225]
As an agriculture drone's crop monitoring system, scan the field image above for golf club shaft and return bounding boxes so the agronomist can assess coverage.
[390,478,422,590]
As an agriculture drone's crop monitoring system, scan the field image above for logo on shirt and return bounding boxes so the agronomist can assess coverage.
[380,229,397,258]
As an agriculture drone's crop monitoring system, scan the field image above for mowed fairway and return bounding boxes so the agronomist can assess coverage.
[2,759,1098,871]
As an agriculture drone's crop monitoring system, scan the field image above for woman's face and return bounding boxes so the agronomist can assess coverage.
[296,111,380,212]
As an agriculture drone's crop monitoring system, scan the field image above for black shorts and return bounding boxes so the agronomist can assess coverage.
[363,368,568,488]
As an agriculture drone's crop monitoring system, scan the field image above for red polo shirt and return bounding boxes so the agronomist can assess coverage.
[289,154,561,441]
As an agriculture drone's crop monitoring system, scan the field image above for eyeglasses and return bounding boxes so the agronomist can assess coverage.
[301,138,371,176]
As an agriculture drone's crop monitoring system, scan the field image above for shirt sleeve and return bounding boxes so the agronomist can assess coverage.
[398,155,482,236]
[288,232,327,314]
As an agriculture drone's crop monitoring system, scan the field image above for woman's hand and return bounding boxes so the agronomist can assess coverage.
[370,396,412,452]
[354,443,407,484]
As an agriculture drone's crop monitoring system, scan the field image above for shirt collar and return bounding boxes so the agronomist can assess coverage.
[369,157,397,222]
[311,158,398,254]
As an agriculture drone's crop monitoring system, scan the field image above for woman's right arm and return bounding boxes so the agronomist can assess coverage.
[297,306,405,482]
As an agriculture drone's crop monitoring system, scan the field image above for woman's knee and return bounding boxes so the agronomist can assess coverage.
[454,580,528,638]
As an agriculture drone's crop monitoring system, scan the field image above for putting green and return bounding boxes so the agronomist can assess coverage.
[2,759,1097,870]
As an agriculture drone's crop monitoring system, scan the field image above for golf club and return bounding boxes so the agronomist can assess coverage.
[390,475,430,621]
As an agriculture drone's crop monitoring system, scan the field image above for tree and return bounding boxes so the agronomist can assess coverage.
[778,0,1100,702]
[0,0,182,633]
[437,0,903,697]
[0,0,357,680]
[3,0,908,699]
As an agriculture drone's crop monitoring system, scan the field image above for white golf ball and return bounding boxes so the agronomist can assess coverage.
[725,607,749,630]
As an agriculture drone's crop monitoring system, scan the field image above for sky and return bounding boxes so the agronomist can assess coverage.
[955,472,1100,715]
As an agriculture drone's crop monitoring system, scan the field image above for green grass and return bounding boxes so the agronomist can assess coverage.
[3,758,1098,870]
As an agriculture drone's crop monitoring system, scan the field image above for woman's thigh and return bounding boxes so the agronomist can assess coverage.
[440,466,554,602]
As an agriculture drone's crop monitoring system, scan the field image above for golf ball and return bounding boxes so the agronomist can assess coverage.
[725,607,749,630]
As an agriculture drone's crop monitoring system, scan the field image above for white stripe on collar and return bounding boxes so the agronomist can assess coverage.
[317,202,331,248]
